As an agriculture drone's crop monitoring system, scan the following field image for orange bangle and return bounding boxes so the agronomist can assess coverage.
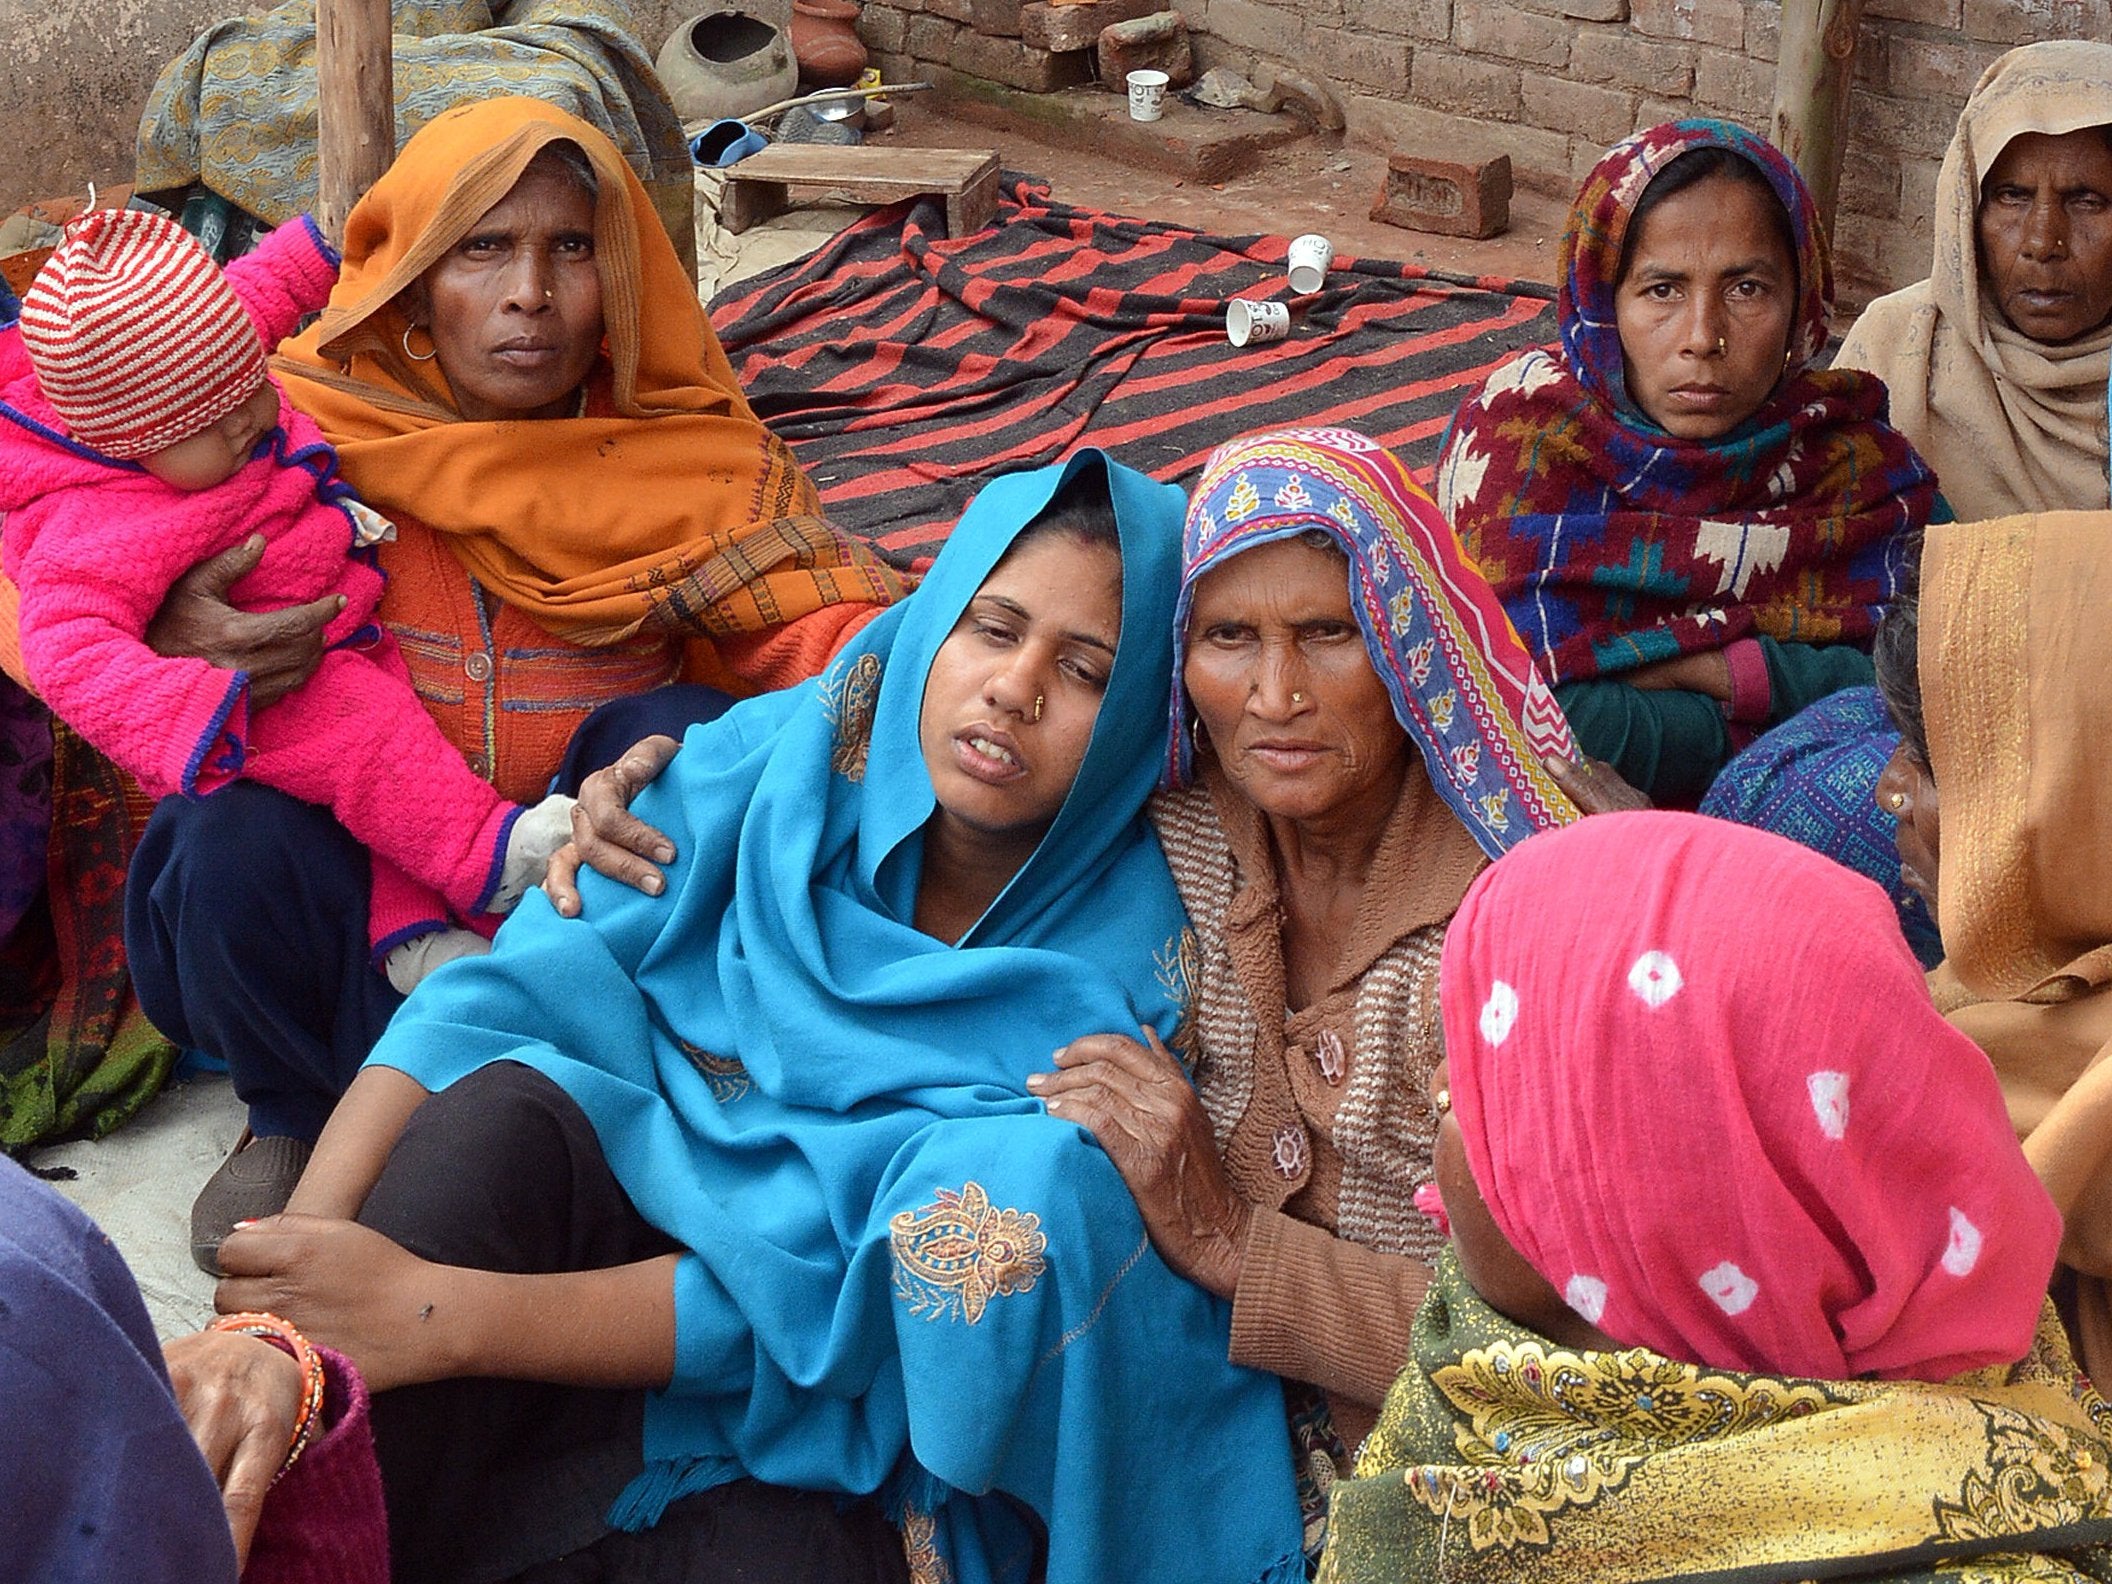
[206,1311,327,1481]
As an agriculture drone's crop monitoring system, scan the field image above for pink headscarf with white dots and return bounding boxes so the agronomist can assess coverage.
[1440,810,2062,1382]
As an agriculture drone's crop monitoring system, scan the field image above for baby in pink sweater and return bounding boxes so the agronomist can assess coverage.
[0,207,574,991]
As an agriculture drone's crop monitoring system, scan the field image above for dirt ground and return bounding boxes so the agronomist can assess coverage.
[880,96,1571,288]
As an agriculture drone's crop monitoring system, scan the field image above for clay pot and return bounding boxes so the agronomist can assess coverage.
[656,9,800,124]
[789,0,868,89]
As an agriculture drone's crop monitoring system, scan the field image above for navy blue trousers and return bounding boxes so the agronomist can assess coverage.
[124,685,733,1141]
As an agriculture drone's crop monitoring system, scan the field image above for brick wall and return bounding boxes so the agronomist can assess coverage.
[861,0,2110,306]
[1185,0,2109,303]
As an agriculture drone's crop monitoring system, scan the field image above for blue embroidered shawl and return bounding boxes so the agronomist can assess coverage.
[371,451,1304,1584]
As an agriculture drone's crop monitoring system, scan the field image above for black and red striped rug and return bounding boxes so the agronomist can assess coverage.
[710,174,1555,569]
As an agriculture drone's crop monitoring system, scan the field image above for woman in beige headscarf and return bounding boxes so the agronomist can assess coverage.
[1838,42,2112,520]
[1873,508,2112,1378]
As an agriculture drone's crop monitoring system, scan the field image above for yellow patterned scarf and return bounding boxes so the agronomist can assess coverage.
[1320,1255,2112,1584]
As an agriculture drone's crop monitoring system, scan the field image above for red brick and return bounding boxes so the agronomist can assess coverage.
[1356,98,1575,194]
[1199,0,1305,57]
[951,27,1097,89]
[858,3,912,53]
[1253,63,1348,131]
[1866,0,1960,25]
[1344,0,1452,38]
[1570,30,1693,96]
[1021,0,1167,52]
[1520,72,1637,145]
[1453,0,1571,69]
[1745,0,1779,63]
[1691,42,1773,122]
[1880,34,1992,99]
[1308,24,1411,92]
[1098,11,1195,89]
[1371,151,1513,238]
[1962,0,2110,42]
[967,0,1027,34]
[1838,145,1901,221]
[1630,0,1744,48]
[1511,0,1626,17]
[1411,51,1519,119]
[905,12,959,58]
[1636,95,1691,134]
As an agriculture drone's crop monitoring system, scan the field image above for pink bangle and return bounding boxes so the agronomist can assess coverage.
[207,1311,327,1481]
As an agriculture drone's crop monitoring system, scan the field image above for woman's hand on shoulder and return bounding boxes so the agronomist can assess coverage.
[1028,1030,1251,1300]
[1544,754,1653,816]
[147,535,343,708]
[214,1213,455,1393]
[543,734,682,917]
[163,1327,303,1570]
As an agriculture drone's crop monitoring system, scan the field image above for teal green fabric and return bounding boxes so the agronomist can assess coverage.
[370,452,1304,1584]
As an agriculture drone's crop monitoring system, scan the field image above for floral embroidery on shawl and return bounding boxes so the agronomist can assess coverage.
[678,1039,751,1104]
[889,1182,1049,1324]
[900,1505,953,1584]
[1155,925,1201,1073]
[823,651,883,782]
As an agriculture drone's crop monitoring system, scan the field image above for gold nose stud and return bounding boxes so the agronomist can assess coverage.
[1714,335,1727,356]
[1032,694,1044,722]
[1291,691,1307,704]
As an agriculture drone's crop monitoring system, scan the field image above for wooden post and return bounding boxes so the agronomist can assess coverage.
[1770,0,1866,241]
[315,0,395,245]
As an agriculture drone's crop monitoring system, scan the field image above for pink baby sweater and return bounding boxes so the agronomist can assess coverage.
[0,216,518,956]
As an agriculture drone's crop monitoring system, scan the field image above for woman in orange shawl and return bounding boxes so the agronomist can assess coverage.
[127,98,907,1269]
[1874,510,2112,1382]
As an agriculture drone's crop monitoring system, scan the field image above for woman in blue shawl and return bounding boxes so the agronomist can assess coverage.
[215,451,1305,1584]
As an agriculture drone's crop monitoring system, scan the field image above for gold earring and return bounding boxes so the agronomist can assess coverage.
[402,325,438,363]
[1433,1087,1451,1117]
[1886,790,1907,812]
[1032,694,1044,722]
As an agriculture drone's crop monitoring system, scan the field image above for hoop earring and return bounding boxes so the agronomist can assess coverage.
[402,325,438,363]
[1188,714,1207,756]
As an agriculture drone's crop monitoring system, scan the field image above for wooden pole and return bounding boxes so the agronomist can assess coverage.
[1769,0,1866,241]
[315,0,394,246]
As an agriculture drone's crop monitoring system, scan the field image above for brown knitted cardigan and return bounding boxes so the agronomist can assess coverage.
[1151,757,1485,1448]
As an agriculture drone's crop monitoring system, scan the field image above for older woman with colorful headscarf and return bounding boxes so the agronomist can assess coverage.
[125,98,907,1267]
[1840,42,2112,520]
[560,427,1582,1563]
[1438,120,1938,808]
[1322,812,2111,1584]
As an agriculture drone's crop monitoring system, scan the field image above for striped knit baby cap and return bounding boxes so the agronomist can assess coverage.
[19,207,265,460]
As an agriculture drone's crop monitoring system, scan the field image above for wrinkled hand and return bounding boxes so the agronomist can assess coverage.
[146,536,342,709]
[1028,1030,1250,1299]
[543,735,681,917]
[216,1214,451,1393]
[164,1328,302,1570]
[1625,649,1733,702]
[1544,754,1653,816]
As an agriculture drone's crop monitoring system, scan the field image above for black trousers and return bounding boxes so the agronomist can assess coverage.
[360,1061,910,1584]
[123,685,733,1141]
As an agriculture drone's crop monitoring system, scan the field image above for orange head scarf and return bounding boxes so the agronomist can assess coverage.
[275,96,906,647]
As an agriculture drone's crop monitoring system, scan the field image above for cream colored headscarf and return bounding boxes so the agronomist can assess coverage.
[1924,509,2112,1378]
[1836,42,2112,521]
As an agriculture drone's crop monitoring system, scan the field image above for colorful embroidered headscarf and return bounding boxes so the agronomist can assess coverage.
[1437,120,1938,683]
[1170,427,1577,858]
[1441,811,2061,1382]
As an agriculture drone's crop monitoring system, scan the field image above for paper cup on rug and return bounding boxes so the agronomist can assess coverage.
[1127,69,1170,122]
[1286,233,1334,295]
[1227,299,1291,347]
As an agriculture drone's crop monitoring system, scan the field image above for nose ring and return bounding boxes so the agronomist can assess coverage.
[544,288,554,300]
[1886,790,1907,812]
[1714,335,1727,356]
[1032,694,1044,722]
[1291,691,1307,704]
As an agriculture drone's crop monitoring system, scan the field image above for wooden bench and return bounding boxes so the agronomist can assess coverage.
[720,144,1002,237]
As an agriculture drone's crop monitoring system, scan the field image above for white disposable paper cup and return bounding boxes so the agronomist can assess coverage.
[1226,299,1292,348]
[1287,232,1334,295]
[1127,69,1170,122]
